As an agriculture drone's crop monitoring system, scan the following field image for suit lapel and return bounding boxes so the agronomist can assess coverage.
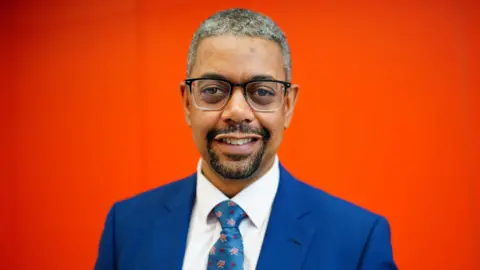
[150,174,196,270]
[256,165,316,270]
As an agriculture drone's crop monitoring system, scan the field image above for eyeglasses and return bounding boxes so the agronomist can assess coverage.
[184,78,291,112]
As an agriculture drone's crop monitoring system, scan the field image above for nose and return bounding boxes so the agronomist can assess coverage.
[221,87,254,124]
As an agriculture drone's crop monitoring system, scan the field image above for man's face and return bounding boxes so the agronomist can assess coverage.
[181,35,299,180]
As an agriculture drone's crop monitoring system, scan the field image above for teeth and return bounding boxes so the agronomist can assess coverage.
[221,138,253,145]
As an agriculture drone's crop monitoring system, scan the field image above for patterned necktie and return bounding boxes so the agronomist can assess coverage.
[208,200,247,269]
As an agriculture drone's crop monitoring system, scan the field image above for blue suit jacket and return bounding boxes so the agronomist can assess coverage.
[95,164,397,269]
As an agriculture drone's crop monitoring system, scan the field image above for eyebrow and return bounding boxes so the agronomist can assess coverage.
[199,73,228,80]
[198,72,276,82]
[250,75,276,81]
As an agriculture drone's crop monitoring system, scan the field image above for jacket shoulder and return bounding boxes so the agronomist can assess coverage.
[291,177,383,227]
[112,174,196,223]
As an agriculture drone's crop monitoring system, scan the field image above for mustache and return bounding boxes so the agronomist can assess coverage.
[206,123,270,142]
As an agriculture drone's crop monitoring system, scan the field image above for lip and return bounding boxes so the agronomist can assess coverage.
[212,137,261,156]
[214,133,262,140]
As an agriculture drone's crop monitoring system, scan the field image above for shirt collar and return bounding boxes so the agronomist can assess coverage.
[195,155,280,228]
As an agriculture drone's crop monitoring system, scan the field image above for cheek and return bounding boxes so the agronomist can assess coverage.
[191,112,218,145]
[257,113,285,144]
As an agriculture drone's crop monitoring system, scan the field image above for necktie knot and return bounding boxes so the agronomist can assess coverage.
[212,200,247,229]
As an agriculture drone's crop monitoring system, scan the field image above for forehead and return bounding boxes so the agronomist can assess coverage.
[192,35,285,82]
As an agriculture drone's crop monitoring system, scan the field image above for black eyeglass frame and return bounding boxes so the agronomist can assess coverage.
[184,77,292,112]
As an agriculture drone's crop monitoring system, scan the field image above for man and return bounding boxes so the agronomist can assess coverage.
[95,8,397,270]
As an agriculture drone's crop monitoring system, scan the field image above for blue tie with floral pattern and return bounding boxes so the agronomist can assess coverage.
[208,200,247,269]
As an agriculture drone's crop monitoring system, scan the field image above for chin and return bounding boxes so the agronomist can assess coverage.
[209,151,263,181]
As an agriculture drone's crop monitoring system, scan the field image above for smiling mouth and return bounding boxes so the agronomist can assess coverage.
[214,134,262,145]
[218,137,259,145]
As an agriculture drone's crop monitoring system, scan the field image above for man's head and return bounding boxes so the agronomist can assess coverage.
[180,8,299,182]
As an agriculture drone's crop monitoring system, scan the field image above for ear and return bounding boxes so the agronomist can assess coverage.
[180,81,192,127]
[283,84,300,129]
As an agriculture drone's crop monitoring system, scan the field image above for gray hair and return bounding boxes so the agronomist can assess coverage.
[186,8,292,81]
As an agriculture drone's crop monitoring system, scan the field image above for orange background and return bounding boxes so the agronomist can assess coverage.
[2,0,479,269]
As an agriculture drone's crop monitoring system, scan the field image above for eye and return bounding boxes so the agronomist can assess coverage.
[202,87,223,95]
[255,88,274,96]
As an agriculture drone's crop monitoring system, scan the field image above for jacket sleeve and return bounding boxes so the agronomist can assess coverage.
[358,216,398,270]
[94,204,117,270]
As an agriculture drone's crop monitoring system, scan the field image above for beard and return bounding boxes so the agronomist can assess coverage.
[206,123,270,180]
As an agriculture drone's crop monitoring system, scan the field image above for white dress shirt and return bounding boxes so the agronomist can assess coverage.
[182,156,280,270]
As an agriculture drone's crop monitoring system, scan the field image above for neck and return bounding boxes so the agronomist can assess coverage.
[201,156,275,198]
